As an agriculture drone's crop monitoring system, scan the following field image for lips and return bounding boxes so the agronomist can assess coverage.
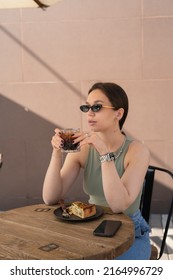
[88,120,96,126]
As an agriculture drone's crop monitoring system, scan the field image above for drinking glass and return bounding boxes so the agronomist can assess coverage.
[60,128,80,152]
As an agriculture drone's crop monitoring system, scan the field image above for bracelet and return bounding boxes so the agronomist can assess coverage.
[100,152,116,163]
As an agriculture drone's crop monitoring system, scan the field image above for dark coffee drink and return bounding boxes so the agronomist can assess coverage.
[60,128,80,152]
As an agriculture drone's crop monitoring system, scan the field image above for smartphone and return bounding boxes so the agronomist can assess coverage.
[93,220,122,237]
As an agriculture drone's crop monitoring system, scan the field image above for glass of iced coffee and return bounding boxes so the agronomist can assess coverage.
[60,128,80,152]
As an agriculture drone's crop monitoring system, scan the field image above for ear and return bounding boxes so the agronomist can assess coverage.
[116,108,124,120]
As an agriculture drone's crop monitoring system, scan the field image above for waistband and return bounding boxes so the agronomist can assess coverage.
[128,209,151,237]
[129,209,141,220]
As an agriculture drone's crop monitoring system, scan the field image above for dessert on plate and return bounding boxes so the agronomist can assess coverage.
[67,201,96,219]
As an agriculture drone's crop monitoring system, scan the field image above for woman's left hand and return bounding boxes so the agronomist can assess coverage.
[73,131,109,155]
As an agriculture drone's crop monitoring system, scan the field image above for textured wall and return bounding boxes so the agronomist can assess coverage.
[0,0,173,212]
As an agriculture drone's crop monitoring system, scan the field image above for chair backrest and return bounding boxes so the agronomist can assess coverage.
[140,165,173,259]
[0,153,2,168]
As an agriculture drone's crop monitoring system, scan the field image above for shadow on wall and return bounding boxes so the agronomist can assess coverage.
[0,94,172,212]
[0,25,87,211]
[0,94,88,211]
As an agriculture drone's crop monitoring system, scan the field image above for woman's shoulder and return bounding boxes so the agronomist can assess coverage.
[123,137,150,179]
[127,137,150,163]
[124,135,150,161]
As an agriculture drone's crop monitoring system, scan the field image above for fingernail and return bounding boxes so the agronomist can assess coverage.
[77,144,80,150]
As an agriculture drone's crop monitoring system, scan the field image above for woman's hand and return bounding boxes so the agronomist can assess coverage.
[73,131,109,155]
[51,128,63,150]
[51,129,108,155]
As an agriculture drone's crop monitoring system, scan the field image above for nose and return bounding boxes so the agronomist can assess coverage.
[87,108,95,116]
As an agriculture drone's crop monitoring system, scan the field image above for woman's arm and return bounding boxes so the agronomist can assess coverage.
[101,141,150,213]
[42,148,63,205]
[79,134,150,213]
[42,129,83,205]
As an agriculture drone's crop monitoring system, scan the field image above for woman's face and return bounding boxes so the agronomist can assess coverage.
[86,89,119,132]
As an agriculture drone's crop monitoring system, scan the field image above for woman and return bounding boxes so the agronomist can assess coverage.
[43,82,151,259]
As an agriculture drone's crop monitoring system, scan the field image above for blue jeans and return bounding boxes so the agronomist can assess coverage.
[116,210,151,260]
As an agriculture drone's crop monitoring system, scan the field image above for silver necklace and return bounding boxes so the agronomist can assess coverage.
[113,136,127,160]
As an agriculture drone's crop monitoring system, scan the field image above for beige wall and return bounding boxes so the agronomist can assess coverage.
[0,0,173,212]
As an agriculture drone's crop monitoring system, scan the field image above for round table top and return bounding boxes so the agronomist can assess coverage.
[0,203,134,260]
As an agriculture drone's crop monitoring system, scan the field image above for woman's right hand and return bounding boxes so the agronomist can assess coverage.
[51,128,63,151]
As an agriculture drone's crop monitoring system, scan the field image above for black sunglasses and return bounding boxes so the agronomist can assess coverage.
[80,104,115,113]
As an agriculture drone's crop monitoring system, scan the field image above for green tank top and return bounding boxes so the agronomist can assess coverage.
[83,136,142,216]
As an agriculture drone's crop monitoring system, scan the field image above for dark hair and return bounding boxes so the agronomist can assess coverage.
[88,82,129,130]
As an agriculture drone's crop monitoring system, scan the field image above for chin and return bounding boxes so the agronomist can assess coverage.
[91,128,100,133]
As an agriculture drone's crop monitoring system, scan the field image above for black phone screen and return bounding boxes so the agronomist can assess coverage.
[93,220,122,237]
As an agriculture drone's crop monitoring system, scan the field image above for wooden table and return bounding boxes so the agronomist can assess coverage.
[0,203,134,260]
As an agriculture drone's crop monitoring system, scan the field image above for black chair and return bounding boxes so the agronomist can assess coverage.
[140,165,173,259]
